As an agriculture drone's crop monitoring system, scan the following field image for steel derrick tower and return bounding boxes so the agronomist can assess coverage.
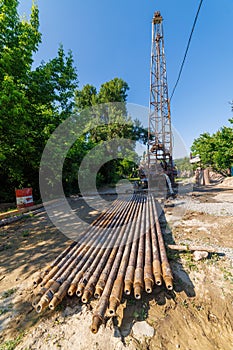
[148,11,172,166]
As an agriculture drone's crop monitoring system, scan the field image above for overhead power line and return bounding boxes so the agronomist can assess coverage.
[170,0,204,101]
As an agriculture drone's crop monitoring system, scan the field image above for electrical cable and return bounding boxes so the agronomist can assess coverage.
[170,0,204,101]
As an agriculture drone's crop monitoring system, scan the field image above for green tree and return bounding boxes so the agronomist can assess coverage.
[212,126,233,173]
[0,0,41,200]
[191,133,216,167]
[174,157,193,173]
[75,84,97,111]
[0,1,78,201]
[191,123,233,176]
[73,78,146,188]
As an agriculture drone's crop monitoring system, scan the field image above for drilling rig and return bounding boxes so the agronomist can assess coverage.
[140,11,176,196]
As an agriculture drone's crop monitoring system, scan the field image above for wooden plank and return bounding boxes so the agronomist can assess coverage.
[167,244,218,253]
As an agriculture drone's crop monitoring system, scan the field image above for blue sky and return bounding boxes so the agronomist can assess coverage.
[18,0,233,154]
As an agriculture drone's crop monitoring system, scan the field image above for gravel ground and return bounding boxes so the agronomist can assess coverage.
[177,198,233,216]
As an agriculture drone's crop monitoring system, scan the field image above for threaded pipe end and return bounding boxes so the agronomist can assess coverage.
[94,286,103,299]
[134,285,142,300]
[82,290,91,304]
[108,298,118,316]
[164,276,173,290]
[145,279,153,294]
[91,315,102,334]
[124,281,132,295]
[67,284,76,296]
[49,296,60,310]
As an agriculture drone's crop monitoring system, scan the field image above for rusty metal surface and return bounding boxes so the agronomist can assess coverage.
[32,193,173,333]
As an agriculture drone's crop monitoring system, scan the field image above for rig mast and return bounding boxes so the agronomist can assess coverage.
[148,11,172,166]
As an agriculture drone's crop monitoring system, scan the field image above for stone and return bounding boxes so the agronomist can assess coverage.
[132,321,154,339]
[193,250,209,261]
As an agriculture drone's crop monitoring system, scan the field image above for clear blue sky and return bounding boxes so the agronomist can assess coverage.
[18,0,233,154]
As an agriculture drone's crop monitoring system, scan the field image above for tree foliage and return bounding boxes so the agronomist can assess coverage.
[191,119,233,176]
[174,157,193,172]
[0,2,146,202]
[0,0,78,201]
[66,78,147,190]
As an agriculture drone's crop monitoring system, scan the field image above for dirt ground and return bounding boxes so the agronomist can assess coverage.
[0,180,233,350]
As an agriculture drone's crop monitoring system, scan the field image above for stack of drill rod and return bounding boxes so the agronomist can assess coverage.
[32,193,173,333]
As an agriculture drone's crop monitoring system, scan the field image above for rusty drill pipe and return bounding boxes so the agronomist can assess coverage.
[151,195,173,290]
[91,213,135,333]
[39,235,93,288]
[78,230,118,298]
[68,199,130,297]
[94,195,137,299]
[149,195,162,286]
[43,197,130,324]
[32,294,44,308]
[85,196,133,248]
[124,195,146,295]
[32,278,56,308]
[35,240,92,299]
[108,196,142,315]
[38,199,123,291]
[33,242,78,287]
[35,246,97,312]
[35,281,61,313]
[91,198,139,333]
[49,242,99,302]
[107,277,123,316]
[101,195,136,227]
[94,197,128,228]
[75,231,116,298]
[82,239,121,303]
[36,243,99,312]
[91,295,108,334]
[68,196,134,296]
[34,199,122,288]
[38,198,124,289]
[68,197,134,296]
[133,197,147,299]
[92,196,136,293]
[35,238,101,310]
[50,241,103,298]
[49,281,70,310]
[80,195,138,300]
[34,228,102,313]
[144,197,154,293]
[43,197,129,293]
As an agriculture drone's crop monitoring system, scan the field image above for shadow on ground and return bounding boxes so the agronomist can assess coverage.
[0,193,195,344]
[110,202,195,340]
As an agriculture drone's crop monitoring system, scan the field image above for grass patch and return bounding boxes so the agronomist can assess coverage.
[182,252,198,271]
[22,230,30,237]
[1,288,17,299]
[206,253,220,265]
[166,248,180,261]
[221,267,233,283]
[1,243,12,250]
[0,333,24,350]
[0,308,9,315]
[126,296,136,306]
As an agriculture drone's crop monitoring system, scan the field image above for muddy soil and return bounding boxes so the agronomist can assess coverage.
[0,182,233,350]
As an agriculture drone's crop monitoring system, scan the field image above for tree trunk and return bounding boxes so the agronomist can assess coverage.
[203,168,210,185]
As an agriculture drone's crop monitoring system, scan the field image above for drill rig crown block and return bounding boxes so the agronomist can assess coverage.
[153,11,163,24]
